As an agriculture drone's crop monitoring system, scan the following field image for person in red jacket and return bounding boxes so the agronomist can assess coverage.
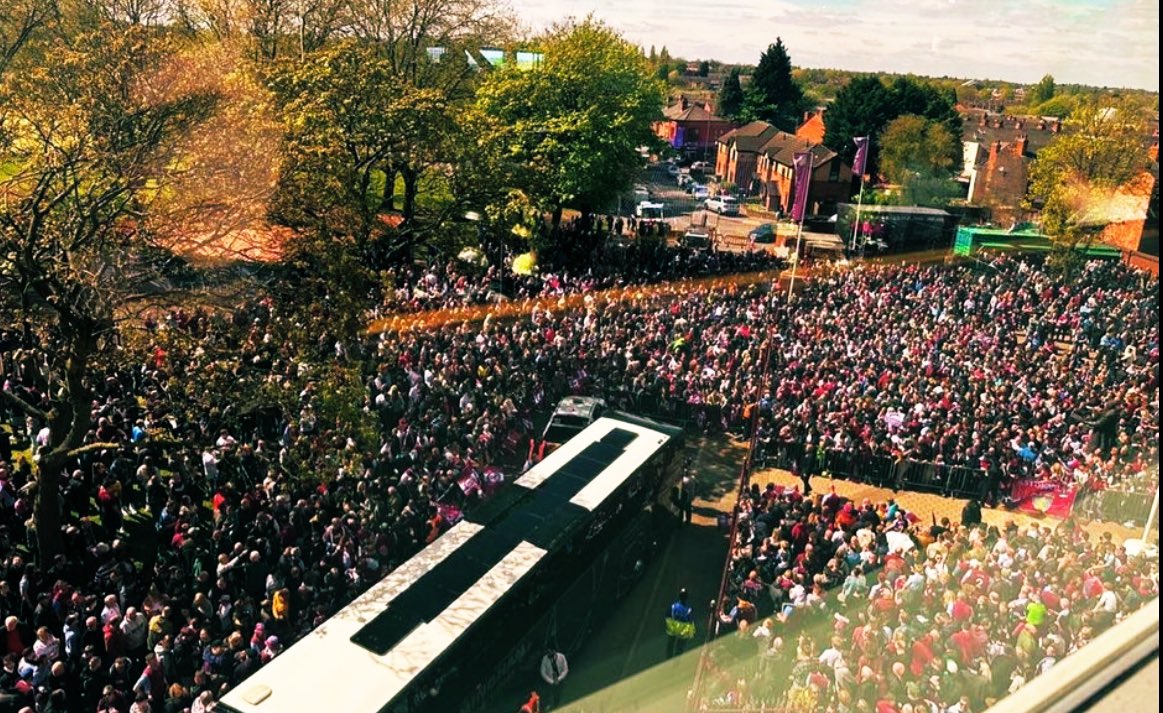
[519,690,541,713]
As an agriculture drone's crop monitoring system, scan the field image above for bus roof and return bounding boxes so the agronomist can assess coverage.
[217,521,490,713]
[219,413,679,713]
[514,414,675,495]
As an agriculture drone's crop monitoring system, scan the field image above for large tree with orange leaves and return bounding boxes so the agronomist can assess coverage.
[0,25,217,559]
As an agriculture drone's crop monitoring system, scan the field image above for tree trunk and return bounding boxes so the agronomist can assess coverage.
[379,167,396,211]
[401,166,419,224]
[33,451,65,559]
[35,329,97,560]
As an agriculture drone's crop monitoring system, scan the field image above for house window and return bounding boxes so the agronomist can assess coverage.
[829,160,840,182]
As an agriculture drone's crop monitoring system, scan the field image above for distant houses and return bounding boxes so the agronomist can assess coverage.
[653,97,736,156]
[714,110,851,216]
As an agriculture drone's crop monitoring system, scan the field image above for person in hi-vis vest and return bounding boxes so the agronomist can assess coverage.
[665,589,695,658]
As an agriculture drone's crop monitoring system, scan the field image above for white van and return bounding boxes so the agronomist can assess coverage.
[635,201,665,219]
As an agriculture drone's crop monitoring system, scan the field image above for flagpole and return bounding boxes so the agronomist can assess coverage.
[786,150,812,303]
[786,215,806,302]
[849,137,870,254]
[850,174,866,253]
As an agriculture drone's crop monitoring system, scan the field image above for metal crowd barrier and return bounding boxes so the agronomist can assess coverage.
[757,445,988,500]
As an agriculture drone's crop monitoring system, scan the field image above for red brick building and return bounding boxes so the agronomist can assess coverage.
[653,97,736,156]
[714,121,780,194]
[795,110,827,145]
[755,133,852,217]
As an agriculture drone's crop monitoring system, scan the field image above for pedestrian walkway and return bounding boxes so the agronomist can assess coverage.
[751,468,1151,544]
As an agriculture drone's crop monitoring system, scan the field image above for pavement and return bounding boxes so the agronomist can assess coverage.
[480,432,749,713]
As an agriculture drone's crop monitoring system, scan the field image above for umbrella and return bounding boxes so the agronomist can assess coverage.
[512,252,537,276]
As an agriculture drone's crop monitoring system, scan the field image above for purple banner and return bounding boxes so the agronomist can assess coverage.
[673,126,685,148]
[853,136,870,177]
[791,151,813,223]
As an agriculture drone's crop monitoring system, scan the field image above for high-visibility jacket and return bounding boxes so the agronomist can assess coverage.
[665,600,695,639]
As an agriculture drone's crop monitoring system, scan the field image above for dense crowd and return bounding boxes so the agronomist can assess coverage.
[700,485,1159,712]
[377,217,783,314]
[0,251,1156,713]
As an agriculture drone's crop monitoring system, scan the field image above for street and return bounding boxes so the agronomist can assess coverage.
[480,433,748,713]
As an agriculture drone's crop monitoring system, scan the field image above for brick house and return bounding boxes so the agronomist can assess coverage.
[653,97,737,156]
[795,109,827,145]
[714,121,780,193]
[971,137,1031,226]
[754,133,852,216]
[960,109,1060,223]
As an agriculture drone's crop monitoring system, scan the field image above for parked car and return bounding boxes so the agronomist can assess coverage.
[690,160,711,172]
[666,163,681,176]
[677,173,693,187]
[681,229,712,251]
[689,184,709,200]
[632,184,651,201]
[704,195,739,216]
[748,223,777,243]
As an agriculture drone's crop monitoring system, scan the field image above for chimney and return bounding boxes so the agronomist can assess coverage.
[680,97,689,110]
[803,110,813,123]
[985,141,1002,175]
[1012,135,1028,157]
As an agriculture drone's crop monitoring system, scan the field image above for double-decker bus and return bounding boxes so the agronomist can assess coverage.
[217,412,685,713]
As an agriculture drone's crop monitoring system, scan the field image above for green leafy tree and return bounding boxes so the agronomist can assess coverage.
[1029,74,1056,106]
[1026,99,1149,274]
[268,41,453,264]
[0,25,216,559]
[826,75,960,178]
[718,67,744,121]
[744,38,802,130]
[475,17,664,225]
[697,59,709,77]
[1034,93,1075,118]
[878,114,960,184]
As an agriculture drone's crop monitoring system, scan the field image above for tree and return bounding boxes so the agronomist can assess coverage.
[697,59,709,77]
[1030,74,1056,106]
[717,67,744,121]
[878,115,960,184]
[0,25,216,559]
[826,75,960,178]
[1026,99,1149,274]
[268,40,454,265]
[0,0,56,77]
[744,38,802,130]
[474,17,663,226]
[878,115,961,206]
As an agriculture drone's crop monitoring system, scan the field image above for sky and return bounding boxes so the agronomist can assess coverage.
[513,0,1160,91]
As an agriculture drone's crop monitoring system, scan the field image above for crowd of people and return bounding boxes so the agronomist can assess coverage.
[0,248,1156,713]
[699,484,1158,713]
[377,216,783,315]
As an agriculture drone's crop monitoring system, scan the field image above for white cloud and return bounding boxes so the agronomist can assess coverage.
[514,0,1160,89]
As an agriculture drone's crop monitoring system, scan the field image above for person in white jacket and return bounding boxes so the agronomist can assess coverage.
[539,649,569,708]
